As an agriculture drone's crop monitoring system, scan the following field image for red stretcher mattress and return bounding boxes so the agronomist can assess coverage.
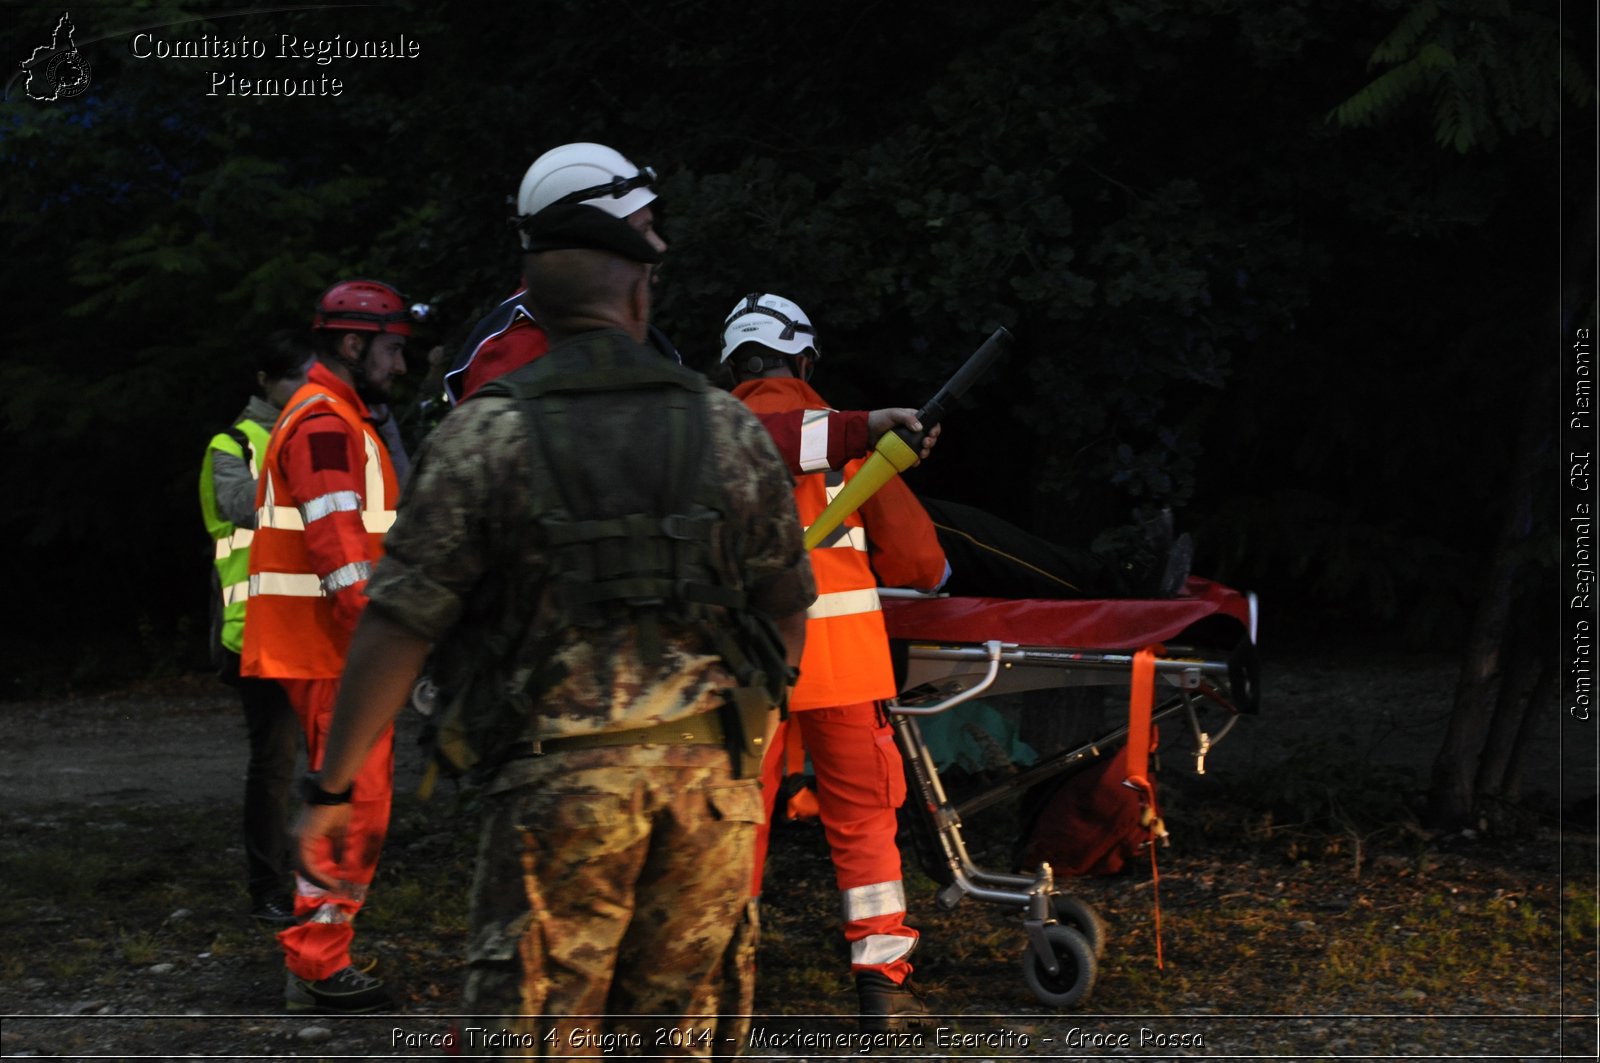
[880,576,1252,651]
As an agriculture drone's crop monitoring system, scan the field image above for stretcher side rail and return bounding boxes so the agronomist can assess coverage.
[895,641,1236,709]
[891,636,1250,787]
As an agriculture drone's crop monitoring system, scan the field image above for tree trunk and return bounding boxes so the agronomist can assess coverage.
[1426,368,1552,829]
[1499,657,1555,802]
[1428,574,1514,829]
[1473,615,1545,803]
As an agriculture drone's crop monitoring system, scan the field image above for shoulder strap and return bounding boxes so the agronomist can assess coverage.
[207,427,249,459]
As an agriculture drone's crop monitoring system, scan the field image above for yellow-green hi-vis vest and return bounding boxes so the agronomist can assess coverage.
[199,419,272,654]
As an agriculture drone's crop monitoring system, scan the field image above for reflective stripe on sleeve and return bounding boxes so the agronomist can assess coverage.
[323,560,372,593]
[798,409,831,473]
[300,490,361,524]
[266,499,391,535]
[806,587,881,621]
[249,563,371,599]
[841,880,906,923]
[222,580,249,607]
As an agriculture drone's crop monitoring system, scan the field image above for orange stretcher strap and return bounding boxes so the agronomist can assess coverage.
[1125,644,1165,970]
[1123,643,1161,780]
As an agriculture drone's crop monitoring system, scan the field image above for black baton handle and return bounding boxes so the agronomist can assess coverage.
[892,325,1014,452]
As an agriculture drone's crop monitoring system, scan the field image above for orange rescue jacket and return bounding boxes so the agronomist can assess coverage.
[734,377,946,709]
[241,364,399,679]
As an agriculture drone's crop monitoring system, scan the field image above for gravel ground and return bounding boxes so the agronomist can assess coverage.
[4,646,1590,814]
[0,654,1595,1061]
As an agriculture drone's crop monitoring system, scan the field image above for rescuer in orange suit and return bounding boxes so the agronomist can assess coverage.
[241,279,414,1015]
[721,293,949,1032]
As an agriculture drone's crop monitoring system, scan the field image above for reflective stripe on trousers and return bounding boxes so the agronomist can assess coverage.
[850,929,917,969]
[842,879,906,922]
[843,880,916,969]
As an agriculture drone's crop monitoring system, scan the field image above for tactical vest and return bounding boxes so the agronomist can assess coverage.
[427,331,789,782]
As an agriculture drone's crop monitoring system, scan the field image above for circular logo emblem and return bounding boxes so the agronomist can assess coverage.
[46,51,91,99]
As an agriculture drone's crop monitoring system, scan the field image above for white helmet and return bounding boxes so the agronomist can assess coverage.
[719,293,819,367]
[516,142,657,220]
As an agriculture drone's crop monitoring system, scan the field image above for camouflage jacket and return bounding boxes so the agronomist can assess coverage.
[365,327,815,745]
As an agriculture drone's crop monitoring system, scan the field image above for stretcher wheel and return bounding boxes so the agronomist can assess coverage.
[1021,924,1097,1009]
[1049,892,1106,959]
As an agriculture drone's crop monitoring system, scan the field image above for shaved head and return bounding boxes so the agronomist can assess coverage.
[521,248,652,342]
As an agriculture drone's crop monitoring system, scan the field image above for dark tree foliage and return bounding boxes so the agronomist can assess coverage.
[0,0,1588,697]
[1316,0,1592,827]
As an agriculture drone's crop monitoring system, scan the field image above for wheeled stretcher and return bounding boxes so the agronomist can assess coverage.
[880,577,1261,1008]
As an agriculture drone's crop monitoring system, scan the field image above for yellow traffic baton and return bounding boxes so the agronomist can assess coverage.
[803,326,1013,551]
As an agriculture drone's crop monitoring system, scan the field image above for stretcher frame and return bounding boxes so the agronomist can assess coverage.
[881,583,1261,1008]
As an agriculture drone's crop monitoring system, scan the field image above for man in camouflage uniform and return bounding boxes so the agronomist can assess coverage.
[291,146,813,1057]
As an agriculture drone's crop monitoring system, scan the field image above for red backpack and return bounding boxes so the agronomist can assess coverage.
[1018,646,1167,877]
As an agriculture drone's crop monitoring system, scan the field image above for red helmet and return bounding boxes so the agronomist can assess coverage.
[311,279,415,336]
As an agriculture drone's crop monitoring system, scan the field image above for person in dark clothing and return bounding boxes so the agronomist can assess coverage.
[197,332,313,923]
[921,497,1193,600]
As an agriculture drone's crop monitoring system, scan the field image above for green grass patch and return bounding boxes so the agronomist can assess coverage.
[1564,881,1599,943]
[1318,888,1558,1000]
[0,843,124,912]
[117,930,162,967]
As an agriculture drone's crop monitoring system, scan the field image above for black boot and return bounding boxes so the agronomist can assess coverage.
[1157,531,1194,597]
[250,895,296,925]
[856,970,928,1033]
[1128,508,1193,597]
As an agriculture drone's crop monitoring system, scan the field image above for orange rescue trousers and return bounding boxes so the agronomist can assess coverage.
[277,677,395,982]
[752,702,918,984]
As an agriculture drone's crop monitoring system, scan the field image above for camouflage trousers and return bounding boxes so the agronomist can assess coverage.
[462,743,762,1059]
